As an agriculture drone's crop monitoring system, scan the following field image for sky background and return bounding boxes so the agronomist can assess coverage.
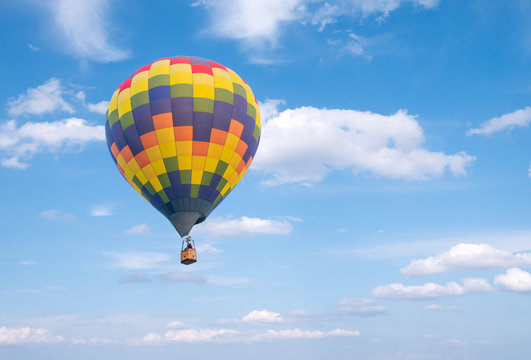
[1,0,531,359]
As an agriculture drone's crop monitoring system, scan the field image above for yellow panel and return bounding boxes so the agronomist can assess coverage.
[178,155,192,170]
[131,182,141,194]
[212,68,231,79]
[170,63,192,74]
[156,128,174,144]
[227,69,245,87]
[193,84,215,99]
[150,178,163,192]
[207,143,223,158]
[222,166,235,181]
[135,170,148,185]
[220,147,234,163]
[123,165,134,179]
[117,88,132,117]
[176,141,192,156]
[191,170,203,185]
[219,182,231,197]
[229,153,242,169]
[204,157,219,172]
[170,71,193,84]
[143,165,156,179]
[151,159,167,175]
[225,133,239,149]
[213,76,233,91]
[108,90,119,113]
[145,147,163,162]
[159,142,176,158]
[150,61,170,76]
[128,158,140,174]
[192,73,214,86]
[191,156,206,170]
[131,71,149,95]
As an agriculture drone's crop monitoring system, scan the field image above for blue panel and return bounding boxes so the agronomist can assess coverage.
[150,98,172,115]
[171,97,194,126]
[110,121,127,151]
[122,125,144,156]
[231,94,247,123]
[212,101,232,131]
[193,112,213,142]
[132,103,154,135]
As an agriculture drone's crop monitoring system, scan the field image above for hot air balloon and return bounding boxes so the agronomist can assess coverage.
[105,56,260,265]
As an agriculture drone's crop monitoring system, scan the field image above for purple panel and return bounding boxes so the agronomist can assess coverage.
[171,97,194,126]
[167,171,182,199]
[180,184,191,198]
[123,125,144,156]
[105,121,113,150]
[231,94,247,123]
[110,121,127,151]
[242,136,257,163]
[149,86,171,102]
[193,112,213,142]
[240,120,254,146]
[212,101,232,131]
[189,56,210,65]
[132,103,154,135]
[150,99,172,115]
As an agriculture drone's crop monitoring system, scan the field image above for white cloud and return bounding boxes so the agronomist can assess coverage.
[423,304,459,311]
[371,278,492,299]
[494,267,531,292]
[0,118,104,169]
[7,78,74,117]
[87,100,109,114]
[348,0,440,18]
[143,328,238,344]
[124,223,151,235]
[401,243,531,277]
[109,252,171,270]
[46,0,129,62]
[28,44,39,51]
[38,209,76,221]
[166,320,185,329]
[17,260,37,266]
[467,107,531,135]
[336,298,387,316]
[157,272,207,284]
[253,100,475,185]
[0,326,64,344]
[242,310,284,324]
[194,216,293,238]
[249,328,360,342]
[196,244,223,256]
[91,206,112,217]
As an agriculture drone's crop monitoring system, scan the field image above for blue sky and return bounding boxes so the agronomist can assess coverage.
[1,0,531,359]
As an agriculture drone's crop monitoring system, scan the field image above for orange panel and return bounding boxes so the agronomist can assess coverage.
[228,119,244,137]
[121,145,134,163]
[135,151,150,168]
[192,141,209,156]
[140,131,158,148]
[153,112,173,130]
[210,128,227,145]
[110,143,119,158]
[235,140,248,157]
[174,126,193,141]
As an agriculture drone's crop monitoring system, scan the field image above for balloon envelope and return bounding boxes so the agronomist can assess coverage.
[105,56,260,236]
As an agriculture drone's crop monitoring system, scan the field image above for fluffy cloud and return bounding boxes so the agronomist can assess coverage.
[347,0,440,17]
[253,100,475,185]
[467,107,531,135]
[7,78,74,117]
[494,267,531,292]
[0,326,64,344]
[0,118,104,169]
[46,0,129,62]
[423,304,459,311]
[401,243,531,277]
[194,216,293,238]
[142,328,238,344]
[87,100,109,114]
[38,209,76,221]
[336,298,387,316]
[249,328,360,342]
[371,278,492,299]
[124,223,151,235]
[242,310,284,324]
[108,252,172,270]
[91,206,112,217]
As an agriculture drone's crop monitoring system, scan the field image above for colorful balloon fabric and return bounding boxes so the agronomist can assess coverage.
[105,56,261,236]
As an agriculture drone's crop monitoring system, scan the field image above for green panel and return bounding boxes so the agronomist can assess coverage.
[190,184,200,198]
[232,83,247,99]
[149,74,170,88]
[163,157,179,172]
[214,88,234,105]
[193,98,214,113]
[157,190,170,204]
[200,171,214,186]
[119,111,135,131]
[180,170,192,184]
[214,161,228,176]
[216,178,228,192]
[158,173,171,188]
[253,124,260,141]
[171,84,193,98]
[131,91,150,109]
[132,176,143,189]
[144,182,156,196]
[213,194,222,206]
[108,109,120,127]
[247,102,257,119]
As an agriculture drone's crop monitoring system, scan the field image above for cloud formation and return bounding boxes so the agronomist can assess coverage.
[46,0,129,62]
[194,216,293,238]
[467,107,531,135]
[124,223,151,235]
[401,243,531,277]
[372,278,492,299]
[494,267,531,292]
[336,298,387,316]
[253,100,475,185]
[0,326,64,344]
[242,310,284,324]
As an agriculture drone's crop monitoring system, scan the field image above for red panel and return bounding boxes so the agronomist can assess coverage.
[171,57,191,65]
[192,64,213,75]
[135,151,150,168]
[118,78,132,91]
[210,61,227,70]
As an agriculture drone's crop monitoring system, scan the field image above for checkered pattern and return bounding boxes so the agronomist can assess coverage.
[105,56,260,223]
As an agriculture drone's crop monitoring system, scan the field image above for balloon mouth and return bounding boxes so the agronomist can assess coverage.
[195,214,206,224]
